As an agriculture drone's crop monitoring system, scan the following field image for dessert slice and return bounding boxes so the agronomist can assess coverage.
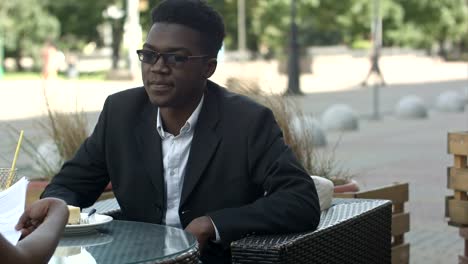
[67,205,81,225]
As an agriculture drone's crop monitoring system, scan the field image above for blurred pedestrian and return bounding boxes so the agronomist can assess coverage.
[66,52,79,79]
[361,42,386,87]
[41,40,59,80]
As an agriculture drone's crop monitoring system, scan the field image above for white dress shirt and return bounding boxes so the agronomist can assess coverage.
[156,96,220,241]
[157,96,204,228]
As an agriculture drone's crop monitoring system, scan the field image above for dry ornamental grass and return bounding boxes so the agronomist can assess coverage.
[5,85,89,180]
[227,77,354,184]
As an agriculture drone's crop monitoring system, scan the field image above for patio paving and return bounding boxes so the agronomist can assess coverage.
[322,111,466,264]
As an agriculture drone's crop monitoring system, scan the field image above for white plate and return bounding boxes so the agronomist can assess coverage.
[64,213,113,235]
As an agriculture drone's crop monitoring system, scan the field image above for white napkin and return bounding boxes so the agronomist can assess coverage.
[0,177,28,245]
[311,176,333,211]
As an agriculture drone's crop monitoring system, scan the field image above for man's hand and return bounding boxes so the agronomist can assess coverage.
[184,216,215,251]
[15,198,69,238]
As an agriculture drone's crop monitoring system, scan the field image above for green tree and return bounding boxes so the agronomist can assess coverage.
[140,0,260,52]
[204,0,259,51]
[335,0,406,47]
[45,0,129,69]
[252,0,325,56]
[397,0,468,56]
[139,0,159,34]
[44,0,116,49]
[0,0,59,71]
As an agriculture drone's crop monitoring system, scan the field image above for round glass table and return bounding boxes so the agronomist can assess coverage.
[48,220,199,264]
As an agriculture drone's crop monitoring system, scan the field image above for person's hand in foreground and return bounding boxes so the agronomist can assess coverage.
[16,197,69,238]
[185,216,216,251]
[0,197,69,264]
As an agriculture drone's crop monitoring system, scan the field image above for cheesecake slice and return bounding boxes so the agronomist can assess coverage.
[67,205,81,225]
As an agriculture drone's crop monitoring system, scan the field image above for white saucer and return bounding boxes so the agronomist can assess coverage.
[64,213,113,235]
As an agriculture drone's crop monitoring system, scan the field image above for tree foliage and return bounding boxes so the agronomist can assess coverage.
[0,0,59,68]
[2,0,468,66]
[250,0,468,56]
[396,0,468,55]
[139,0,259,51]
[44,0,117,51]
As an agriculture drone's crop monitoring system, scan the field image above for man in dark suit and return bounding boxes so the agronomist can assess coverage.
[41,0,320,263]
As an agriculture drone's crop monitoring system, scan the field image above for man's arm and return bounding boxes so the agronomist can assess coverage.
[207,107,321,244]
[0,198,69,264]
[41,98,111,207]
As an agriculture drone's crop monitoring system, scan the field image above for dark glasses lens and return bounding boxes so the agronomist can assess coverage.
[136,50,200,67]
[137,50,157,64]
[163,54,189,66]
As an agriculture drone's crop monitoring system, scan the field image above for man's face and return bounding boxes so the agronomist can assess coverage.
[141,23,216,108]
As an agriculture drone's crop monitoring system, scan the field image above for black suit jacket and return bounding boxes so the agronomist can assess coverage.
[42,81,320,262]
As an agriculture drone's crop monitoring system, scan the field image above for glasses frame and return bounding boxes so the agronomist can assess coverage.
[136,49,209,67]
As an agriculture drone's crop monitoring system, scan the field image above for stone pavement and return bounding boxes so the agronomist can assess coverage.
[0,55,467,263]
[299,78,468,263]
[1,54,467,121]
[323,110,466,264]
[212,54,467,94]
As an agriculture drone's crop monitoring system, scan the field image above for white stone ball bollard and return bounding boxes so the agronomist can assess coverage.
[395,95,428,119]
[321,104,359,131]
[464,88,468,105]
[435,91,465,112]
[32,141,63,173]
[291,116,327,147]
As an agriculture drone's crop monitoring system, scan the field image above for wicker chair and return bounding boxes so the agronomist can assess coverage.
[86,198,391,264]
[231,199,391,264]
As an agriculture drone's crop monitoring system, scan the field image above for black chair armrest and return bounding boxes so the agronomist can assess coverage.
[230,198,392,264]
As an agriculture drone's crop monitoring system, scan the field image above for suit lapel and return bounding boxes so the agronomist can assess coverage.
[134,102,165,202]
[181,84,221,206]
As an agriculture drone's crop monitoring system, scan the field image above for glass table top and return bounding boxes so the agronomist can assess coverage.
[48,220,197,264]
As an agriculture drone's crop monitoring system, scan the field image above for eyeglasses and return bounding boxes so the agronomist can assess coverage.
[136,49,208,67]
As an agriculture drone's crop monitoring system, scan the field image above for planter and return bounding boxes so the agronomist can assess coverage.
[26,180,114,207]
[27,179,49,207]
[333,179,359,193]
[447,131,468,262]
[334,182,410,264]
[99,182,115,201]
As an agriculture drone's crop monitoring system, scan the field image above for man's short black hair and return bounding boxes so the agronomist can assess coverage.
[151,0,225,57]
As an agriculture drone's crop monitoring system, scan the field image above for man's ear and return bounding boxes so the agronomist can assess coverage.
[204,58,217,78]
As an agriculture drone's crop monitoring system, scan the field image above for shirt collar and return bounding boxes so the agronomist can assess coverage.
[156,95,205,138]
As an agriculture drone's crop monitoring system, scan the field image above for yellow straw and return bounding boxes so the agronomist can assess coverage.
[6,130,24,188]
